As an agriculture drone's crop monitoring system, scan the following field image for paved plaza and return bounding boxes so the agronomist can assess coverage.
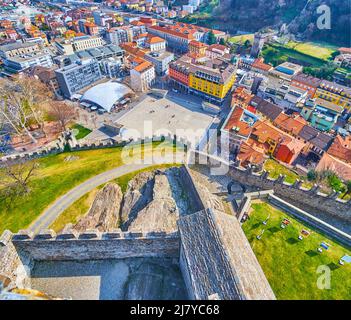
[115,94,215,144]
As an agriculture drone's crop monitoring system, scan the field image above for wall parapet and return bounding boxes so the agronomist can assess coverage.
[189,150,351,222]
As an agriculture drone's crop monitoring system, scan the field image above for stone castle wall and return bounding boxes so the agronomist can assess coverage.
[190,150,351,223]
[0,229,180,289]
[0,132,192,167]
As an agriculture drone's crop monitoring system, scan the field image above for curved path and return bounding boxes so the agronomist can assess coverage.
[29,154,185,234]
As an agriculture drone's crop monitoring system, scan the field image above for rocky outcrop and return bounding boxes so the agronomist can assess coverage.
[73,167,199,233]
[119,171,155,224]
[123,171,179,233]
[74,183,123,232]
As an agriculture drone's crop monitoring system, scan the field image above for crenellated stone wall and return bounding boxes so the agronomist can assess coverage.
[0,132,193,167]
[0,229,180,289]
[190,150,351,223]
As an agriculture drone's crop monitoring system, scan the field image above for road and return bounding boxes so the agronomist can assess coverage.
[29,154,184,234]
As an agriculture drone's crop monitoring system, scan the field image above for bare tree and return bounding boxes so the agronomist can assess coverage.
[0,75,51,143]
[0,160,39,195]
[48,101,75,131]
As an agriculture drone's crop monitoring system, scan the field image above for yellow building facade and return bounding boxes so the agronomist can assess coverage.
[315,88,351,110]
[189,72,236,100]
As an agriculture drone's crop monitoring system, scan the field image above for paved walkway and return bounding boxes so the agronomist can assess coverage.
[29,154,184,234]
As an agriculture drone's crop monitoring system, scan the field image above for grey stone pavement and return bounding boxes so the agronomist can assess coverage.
[29,154,184,234]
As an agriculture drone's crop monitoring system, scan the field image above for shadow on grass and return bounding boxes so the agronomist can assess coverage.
[251,222,262,230]
[286,237,299,245]
[305,250,318,257]
[327,262,340,271]
[268,226,281,234]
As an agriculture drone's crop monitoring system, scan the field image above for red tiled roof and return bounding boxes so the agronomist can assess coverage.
[149,25,194,40]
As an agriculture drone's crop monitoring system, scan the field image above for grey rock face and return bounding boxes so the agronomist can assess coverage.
[74,183,123,232]
[123,171,179,233]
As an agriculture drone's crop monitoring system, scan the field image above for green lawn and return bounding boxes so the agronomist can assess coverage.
[243,201,351,300]
[284,41,337,61]
[50,163,181,232]
[228,34,254,45]
[262,43,326,67]
[70,123,92,140]
[264,159,301,185]
[0,142,180,234]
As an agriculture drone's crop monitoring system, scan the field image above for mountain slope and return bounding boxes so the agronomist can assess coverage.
[189,0,350,46]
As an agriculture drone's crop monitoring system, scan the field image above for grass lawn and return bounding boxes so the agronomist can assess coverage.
[264,159,305,185]
[50,163,181,232]
[228,34,254,45]
[285,41,338,61]
[0,142,180,234]
[242,201,351,300]
[70,123,92,140]
[262,43,326,67]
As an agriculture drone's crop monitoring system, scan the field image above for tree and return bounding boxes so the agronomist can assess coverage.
[207,30,217,45]
[0,75,51,143]
[48,101,75,131]
[342,180,351,199]
[307,169,318,182]
[219,38,226,46]
[0,160,39,195]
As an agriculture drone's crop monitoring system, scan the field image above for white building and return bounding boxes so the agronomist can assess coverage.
[130,61,155,92]
[145,36,166,52]
[101,58,123,78]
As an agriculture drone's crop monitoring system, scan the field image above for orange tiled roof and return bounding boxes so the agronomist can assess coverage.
[252,120,291,144]
[273,113,307,136]
[131,20,145,26]
[134,61,153,73]
[224,107,253,138]
[327,135,351,163]
[149,25,195,40]
[339,47,351,54]
[190,40,207,48]
[231,87,254,107]
[147,36,165,44]
[238,141,266,166]
[252,58,272,72]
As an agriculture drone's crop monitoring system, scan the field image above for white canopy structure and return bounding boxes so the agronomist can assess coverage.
[81,82,132,112]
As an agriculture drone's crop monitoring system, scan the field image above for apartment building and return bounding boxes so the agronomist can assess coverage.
[0,41,53,74]
[4,51,53,74]
[106,27,133,45]
[0,41,41,59]
[169,55,237,104]
[145,36,166,52]
[130,60,155,92]
[144,51,174,76]
[291,73,322,98]
[55,58,102,98]
[55,36,105,55]
[315,80,351,110]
